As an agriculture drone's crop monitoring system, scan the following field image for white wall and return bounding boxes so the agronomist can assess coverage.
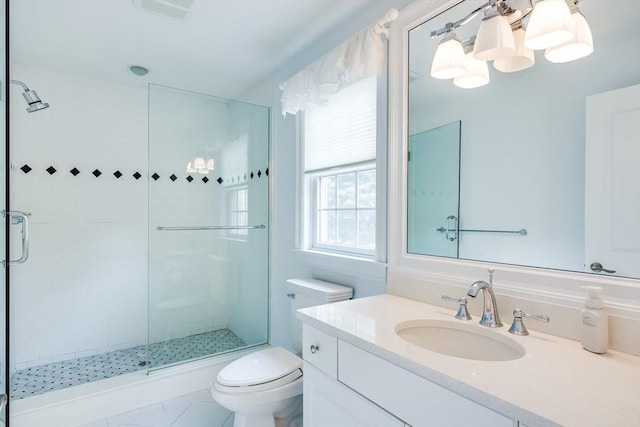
[10,63,148,369]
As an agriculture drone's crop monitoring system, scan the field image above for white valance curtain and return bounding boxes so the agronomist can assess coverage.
[280,10,397,116]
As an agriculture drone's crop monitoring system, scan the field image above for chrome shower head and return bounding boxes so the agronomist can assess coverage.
[10,79,50,113]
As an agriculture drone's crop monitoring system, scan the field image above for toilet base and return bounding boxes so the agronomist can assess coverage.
[232,395,302,427]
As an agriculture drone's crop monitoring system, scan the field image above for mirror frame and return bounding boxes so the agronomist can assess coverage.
[387,0,640,318]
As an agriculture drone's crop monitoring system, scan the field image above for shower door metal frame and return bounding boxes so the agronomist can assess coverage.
[3,0,10,424]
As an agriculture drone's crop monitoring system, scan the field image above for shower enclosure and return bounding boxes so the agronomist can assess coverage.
[146,84,269,370]
[4,71,269,408]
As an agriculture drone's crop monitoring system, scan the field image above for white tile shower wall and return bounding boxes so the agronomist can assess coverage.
[10,64,149,368]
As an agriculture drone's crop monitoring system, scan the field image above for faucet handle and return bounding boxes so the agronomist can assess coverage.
[441,295,472,320]
[508,308,550,336]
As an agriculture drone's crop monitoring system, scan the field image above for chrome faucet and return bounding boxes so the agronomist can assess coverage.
[467,280,503,328]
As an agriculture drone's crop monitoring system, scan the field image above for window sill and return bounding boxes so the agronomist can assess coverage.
[293,249,387,282]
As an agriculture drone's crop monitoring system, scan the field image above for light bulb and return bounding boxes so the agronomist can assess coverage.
[544,11,593,63]
[525,0,574,50]
[430,31,467,80]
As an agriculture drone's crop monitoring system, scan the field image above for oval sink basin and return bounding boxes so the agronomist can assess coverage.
[395,319,525,361]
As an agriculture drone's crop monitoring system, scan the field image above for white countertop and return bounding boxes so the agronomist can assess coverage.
[297,294,640,427]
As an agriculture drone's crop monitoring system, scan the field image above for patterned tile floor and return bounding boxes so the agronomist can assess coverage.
[10,328,246,399]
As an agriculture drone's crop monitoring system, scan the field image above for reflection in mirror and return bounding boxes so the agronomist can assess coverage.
[407,0,640,278]
[408,121,460,257]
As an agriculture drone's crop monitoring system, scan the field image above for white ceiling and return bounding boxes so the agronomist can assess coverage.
[10,0,410,99]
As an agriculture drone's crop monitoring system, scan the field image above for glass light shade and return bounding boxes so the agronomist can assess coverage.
[197,168,209,174]
[186,162,197,173]
[524,0,574,50]
[494,27,535,72]
[193,157,206,169]
[544,12,594,63]
[453,53,490,89]
[430,33,467,80]
[206,158,215,170]
[473,15,516,61]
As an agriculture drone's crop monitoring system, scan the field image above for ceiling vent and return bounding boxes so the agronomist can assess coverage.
[132,0,194,20]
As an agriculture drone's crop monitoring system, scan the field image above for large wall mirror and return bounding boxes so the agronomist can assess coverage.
[407,0,640,279]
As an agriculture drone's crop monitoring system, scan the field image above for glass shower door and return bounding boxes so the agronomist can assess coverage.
[147,84,269,369]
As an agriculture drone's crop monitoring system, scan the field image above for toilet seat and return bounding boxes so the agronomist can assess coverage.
[216,347,302,393]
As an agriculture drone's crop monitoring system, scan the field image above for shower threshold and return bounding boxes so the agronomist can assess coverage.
[10,328,246,399]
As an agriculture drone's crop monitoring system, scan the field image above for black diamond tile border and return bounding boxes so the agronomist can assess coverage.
[217,177,224,184]
[46,166,57,175]
[186,175,193,183]
[257,170,262,178]
[92,169,102,178]
[250,172,254,179]
[133,172,142,180]
[113,170,123,179]
[70,168,80,176]
[202,176,209,183]
[20,164,32,174]
[151,173,160,181]
[170,174,177,182]
[266,168,269,176]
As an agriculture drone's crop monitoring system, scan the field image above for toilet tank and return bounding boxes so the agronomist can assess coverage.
[286,278,353,354]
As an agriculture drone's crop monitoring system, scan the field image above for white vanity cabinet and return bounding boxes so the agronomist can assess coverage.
[302,324,405,426]
[303,362,405,427]
[303,324,514,427]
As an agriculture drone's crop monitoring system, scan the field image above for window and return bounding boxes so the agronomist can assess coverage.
[303,76,378,257]
[312,164,376,255]
[228,186,248,237]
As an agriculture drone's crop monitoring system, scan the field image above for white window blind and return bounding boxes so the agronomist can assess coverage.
[304,76,377,172]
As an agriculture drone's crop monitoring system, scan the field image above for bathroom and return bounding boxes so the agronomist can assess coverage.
[2,0,639,426]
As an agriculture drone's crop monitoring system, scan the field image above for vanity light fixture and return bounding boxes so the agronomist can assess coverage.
[186,157,215,175]
[472,2,516,61]
[493,23,535,72]
[544,2,593,63]
[429,0,593,89]
[454,42,490,89]
[430,23,467,79]
[524,0,574,50]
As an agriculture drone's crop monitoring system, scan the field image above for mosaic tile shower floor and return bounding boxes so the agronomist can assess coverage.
[10,328,246,399]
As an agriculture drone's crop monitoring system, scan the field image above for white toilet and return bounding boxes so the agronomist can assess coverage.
[211,278,353,427]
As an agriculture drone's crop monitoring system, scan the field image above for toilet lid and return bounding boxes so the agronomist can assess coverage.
[217,347,302,388]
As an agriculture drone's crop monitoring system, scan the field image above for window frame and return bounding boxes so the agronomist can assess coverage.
[308,161,377,258]
[227,185,249,240]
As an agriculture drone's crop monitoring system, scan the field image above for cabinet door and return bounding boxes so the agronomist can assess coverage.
[303,362,404,427]
[338,341,514,427]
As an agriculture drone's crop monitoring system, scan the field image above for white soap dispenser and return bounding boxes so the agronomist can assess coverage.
[581,286,609,354]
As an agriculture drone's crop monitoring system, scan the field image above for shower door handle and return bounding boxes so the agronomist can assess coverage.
[2,210,30,267]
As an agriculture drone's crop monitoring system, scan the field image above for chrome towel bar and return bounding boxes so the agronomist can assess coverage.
[436,227,528,236]
[156,224,266,231]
